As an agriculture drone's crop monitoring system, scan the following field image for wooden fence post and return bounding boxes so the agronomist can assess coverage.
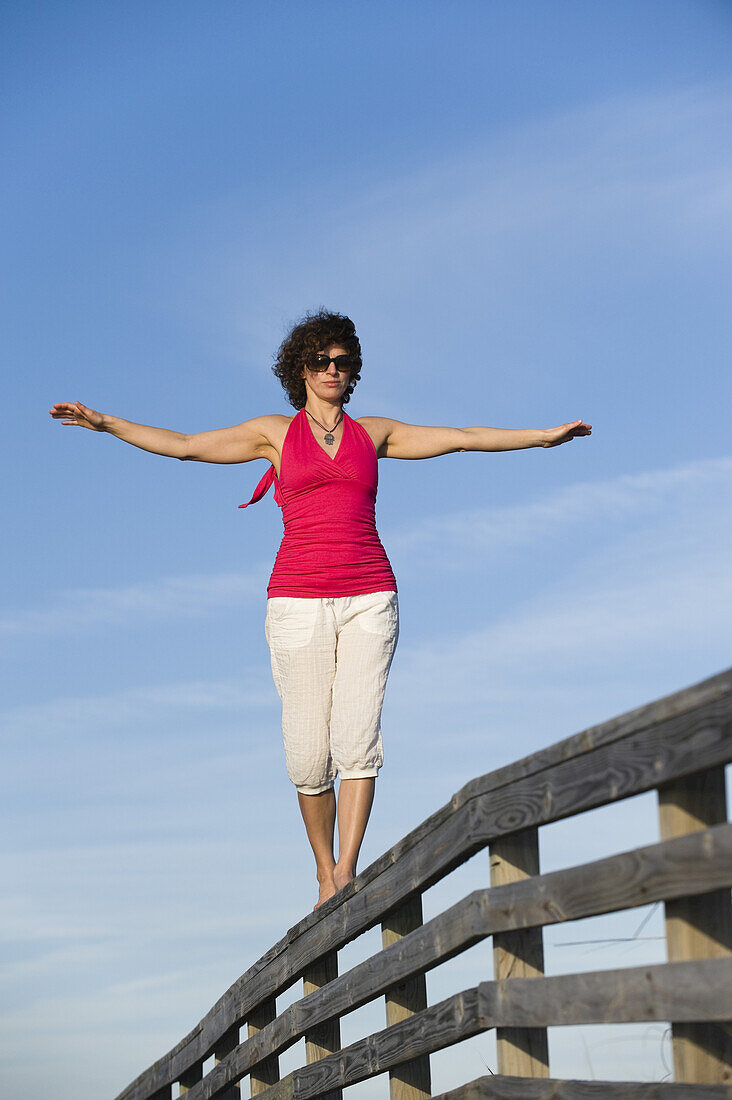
[489,827,549,1076]
[178,1062,203,1093]
[382,892,432,1100]
[248,997,280,1095]
[215,1024,241,1099]
[658,766,732,1082]
[303,949,342,1100]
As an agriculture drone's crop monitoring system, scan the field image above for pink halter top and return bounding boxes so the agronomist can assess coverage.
[239,408,397,598]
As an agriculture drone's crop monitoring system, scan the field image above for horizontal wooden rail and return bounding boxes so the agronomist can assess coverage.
[432,1075,732,1098]
[115,668,732,1100]
[160,958,732,1100]
[243,958,732,1100]
[167,823,732,1100]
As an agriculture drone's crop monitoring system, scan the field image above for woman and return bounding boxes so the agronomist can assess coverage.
[50,309,591,910]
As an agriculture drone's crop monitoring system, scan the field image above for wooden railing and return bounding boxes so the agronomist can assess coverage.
[115,668,732,1100]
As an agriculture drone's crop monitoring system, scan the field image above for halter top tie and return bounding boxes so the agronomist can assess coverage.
[238,462,283,509]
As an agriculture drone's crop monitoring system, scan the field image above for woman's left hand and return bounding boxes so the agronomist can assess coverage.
[542,420,592,447]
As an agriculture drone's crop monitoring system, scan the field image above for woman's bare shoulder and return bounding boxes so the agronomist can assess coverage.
[354,416,395,454]
[355,415,396,430]
[252,413,294,425]
[251,412,296,444]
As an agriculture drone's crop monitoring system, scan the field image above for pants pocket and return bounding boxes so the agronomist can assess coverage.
[353,591,399,639]
[265,597,320,649]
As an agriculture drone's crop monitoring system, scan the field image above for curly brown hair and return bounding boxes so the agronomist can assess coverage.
[272,309,362,409]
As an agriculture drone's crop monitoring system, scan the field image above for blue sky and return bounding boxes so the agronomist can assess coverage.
[3,2,732,1096]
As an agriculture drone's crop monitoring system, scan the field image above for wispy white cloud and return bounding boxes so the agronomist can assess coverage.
[390,466,731,710]
[1,675,274,741]
[0,566,268,638]
[0,840,295,948]
[0,895,108,945]
[387,453,732,567]
[333,80,732,260]
[161,78,732,358]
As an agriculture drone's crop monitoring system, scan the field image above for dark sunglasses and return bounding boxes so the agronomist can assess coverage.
[309,353,354,372]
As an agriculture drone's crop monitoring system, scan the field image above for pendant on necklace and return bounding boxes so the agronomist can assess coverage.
[324,433,335,445]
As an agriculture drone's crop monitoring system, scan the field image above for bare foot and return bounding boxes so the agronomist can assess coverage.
[314,873,337,910]
[333,862,356,893]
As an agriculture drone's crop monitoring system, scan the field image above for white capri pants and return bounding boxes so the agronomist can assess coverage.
[265,590,399,795]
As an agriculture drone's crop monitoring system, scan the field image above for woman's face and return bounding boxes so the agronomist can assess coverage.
[301,343,353,406]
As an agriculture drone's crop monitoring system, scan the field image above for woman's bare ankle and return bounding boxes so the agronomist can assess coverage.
[316,862,336,884]
[333,860,356,890]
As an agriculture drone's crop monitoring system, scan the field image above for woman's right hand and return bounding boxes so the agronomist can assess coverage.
[49,401,105,431]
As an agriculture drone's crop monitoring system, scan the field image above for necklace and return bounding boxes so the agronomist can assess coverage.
[304,408,343,446]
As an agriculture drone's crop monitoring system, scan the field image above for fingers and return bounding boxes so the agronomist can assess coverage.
[49,402,87,425]
[49,402,86,417]
[49,400,103,431]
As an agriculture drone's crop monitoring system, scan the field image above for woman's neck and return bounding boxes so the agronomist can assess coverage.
[302,397,344,428]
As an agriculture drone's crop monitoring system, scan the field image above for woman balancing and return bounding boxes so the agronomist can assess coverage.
[50,309,592,910]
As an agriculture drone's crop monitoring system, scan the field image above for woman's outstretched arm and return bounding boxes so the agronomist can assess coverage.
[49,401,283,464]
[358,417,592,459]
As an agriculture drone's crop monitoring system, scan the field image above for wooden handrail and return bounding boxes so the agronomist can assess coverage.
[208,959,732,1100]
[136,824,732,1099]
[431,1075,732,1098]
[115,668,732,1100]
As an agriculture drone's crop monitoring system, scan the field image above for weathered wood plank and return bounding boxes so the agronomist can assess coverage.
[248,998,280,1094]
[264,987,484,1100]
[478,958,732,1029]
[214,1025,240,1100]
[489,828,548,1076]
[658,767,732,1083]
[302,951,341,1100]
[431,1074,732,1099]
[382,893,432,1100]
[468,702,731,849]
[249,959,732,1100]
[179,1062,203,1092]
[158,823,732,1100]
[114,670,732,1100]
[456,668,732,808]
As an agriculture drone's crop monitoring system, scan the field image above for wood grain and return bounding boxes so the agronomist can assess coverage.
[658,767,732,1083]
[382,894,432,1100]
[248,997,280,1095]
[178,1062,203,1092]
[303,951,341,1100]
[249,959,732,1100]
[431,1073,732,1098]
[214,1026,240,1100]
[489,827,548,1076]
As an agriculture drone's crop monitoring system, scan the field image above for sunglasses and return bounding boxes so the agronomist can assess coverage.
[309,354,355,373]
